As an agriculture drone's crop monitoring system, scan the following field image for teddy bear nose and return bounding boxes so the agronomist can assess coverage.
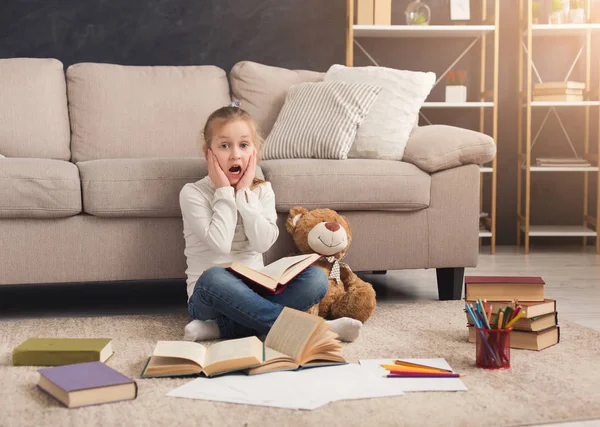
[325,222,340,232]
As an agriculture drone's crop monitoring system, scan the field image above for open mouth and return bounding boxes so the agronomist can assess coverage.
[228,165,242,176]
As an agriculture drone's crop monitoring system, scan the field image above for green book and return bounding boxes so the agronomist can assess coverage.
[12,338,113,367]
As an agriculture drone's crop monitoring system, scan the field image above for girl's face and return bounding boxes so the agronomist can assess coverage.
[209,120,255,186]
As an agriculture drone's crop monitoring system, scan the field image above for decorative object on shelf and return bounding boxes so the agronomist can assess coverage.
[445,70,467,103]
[449,0,470,21]
[373,0,392,25]
[549,0,567,24]
[532,1,541,24]
[568,0,586,23]
[404,0,431,25]
[356,0,375,25]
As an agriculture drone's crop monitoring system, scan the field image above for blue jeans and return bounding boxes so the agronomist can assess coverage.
[188,265,328,339]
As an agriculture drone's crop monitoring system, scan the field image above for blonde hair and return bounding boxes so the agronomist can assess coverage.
[202,105,264,160]
[202,105,265,188]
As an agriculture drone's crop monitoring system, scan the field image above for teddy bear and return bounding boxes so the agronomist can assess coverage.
[285,207,376,323]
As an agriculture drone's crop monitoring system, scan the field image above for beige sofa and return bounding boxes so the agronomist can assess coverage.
[0,58,495,300]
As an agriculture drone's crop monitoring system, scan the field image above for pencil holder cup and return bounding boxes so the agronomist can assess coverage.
[475,327,512,370]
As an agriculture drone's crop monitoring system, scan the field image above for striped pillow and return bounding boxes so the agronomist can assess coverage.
[262,81,381,160]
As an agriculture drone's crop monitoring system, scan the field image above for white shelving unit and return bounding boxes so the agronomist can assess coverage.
[517,0,600,253]
[423,102,494,108]
[530,23,600,36]
[346,1,500,253]
[521,225,598,237]
[353,24,495,38]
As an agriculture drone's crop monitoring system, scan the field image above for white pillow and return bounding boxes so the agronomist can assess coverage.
[0,154,5,158]
[325,65,435,161]
[262,81,381,160]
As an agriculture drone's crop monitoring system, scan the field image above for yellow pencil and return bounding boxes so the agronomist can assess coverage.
[381,364,450,374]
[505,310,524,329]
[390,361,453,373]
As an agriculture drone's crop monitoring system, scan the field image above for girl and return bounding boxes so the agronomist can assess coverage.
[180,104,362,342]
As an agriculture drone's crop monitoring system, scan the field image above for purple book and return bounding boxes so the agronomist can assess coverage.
[38,362,137,407]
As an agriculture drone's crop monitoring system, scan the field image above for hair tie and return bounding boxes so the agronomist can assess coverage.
[227,100,241,108]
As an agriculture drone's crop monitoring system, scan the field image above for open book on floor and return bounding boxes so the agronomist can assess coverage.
[220,253,322,294]
[140,307,345,378]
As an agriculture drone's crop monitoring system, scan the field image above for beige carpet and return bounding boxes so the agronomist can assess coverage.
[1,301,600,427]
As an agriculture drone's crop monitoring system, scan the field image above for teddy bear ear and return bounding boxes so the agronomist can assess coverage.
[286,207,308,234]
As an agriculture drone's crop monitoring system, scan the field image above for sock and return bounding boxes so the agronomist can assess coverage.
[326,317,362,343]
[183,319,221,341]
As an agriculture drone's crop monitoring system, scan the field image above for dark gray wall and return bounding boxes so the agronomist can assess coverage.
[1,0,598,246]
[1,0,345,71]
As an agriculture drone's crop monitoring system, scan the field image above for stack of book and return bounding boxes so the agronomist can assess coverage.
[535,157,592,167]
[464,276,560,351]
[532,81,585,102]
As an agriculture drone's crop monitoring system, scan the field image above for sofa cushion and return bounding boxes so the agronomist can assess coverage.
[67,63,231,162]
[324,65,435,161]
[263,82,381,160]
[0,58,71,160]
[403,125,496,173]
[230,61,324,138]
[260,159,430,212]
[0,158,81,218]
[78,158,205,217]
[78,158,267,218]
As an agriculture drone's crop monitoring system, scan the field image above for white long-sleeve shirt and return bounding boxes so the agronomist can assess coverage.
[179,176,279,300]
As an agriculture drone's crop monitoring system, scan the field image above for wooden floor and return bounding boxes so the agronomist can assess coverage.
[361,245,600,332]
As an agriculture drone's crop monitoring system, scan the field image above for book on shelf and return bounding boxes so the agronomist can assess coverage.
[533,88,584,96]
[479,212,492,231]
[468,325,560,351]
[464,276,545,302]
[466,311,558,332]
[219,253,322,295]
[533,81,585,90]
[37,362,137,408]
[533,94,584,102]
[141,307,345,378]
[465,298,556,319]
[535,157,592,167]
[13,338,113,366]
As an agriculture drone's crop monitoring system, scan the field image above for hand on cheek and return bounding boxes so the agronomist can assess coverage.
[207,149,230,189]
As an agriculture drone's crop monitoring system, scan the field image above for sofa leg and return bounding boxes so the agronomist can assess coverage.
[436,267,464,301]
[372,270,387,275]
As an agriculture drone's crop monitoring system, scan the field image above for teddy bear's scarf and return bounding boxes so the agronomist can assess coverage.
[325,255,344,285]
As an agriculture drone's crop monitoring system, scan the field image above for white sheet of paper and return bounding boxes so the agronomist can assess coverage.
[167,364,406,409]
[359,358,468,392]
[167,371,329,410]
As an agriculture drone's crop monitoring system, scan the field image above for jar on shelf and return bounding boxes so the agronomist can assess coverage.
[405,0,431,26]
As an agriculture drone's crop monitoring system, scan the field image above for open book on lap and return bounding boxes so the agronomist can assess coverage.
[140,307,345,378]
[221,253,322,294]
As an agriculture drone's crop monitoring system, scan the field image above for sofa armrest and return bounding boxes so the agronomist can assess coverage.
[402,125,496,173]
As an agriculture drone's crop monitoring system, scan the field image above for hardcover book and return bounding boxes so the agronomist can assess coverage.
[38,362,137,408]
[220,253,321,294]
[466,311,558,332]
[13,338,113,366]
[464,276,545,302]
[467,325,560,351]
[141,307,345,378]
[464,299,556,319]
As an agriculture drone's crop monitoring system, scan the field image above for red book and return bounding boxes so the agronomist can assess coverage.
[464,276,545,302]
[222,253,322,294]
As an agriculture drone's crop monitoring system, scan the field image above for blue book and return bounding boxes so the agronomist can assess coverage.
[38,362,137,408]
